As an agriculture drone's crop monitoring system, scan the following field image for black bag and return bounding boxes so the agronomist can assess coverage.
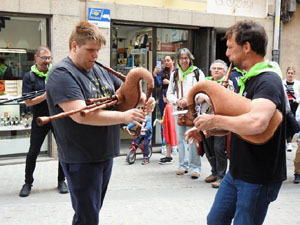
[286,111,300,138]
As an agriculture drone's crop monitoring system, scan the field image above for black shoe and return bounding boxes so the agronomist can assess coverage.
[19,183,32,197]
[58,181,69,194]
[159,157,173,165]
[294,174,300,184]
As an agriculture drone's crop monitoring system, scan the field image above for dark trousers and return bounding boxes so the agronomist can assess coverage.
[204,136,228,179]
[136,135,149,156]
[60,159,113,225]
[25,117,65,184]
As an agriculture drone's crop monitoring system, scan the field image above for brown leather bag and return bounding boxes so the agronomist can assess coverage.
[175,71,194,126]
[177,106,194,126]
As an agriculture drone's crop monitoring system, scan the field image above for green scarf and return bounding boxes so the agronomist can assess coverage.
[0,64,8,77]
[31,64,52,83]
[205,76,225,83]
[178,65,198,82]
[233,67,246,75]
[237,61,282,95]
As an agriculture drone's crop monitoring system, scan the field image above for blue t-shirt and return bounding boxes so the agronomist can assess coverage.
[46,57,122,163]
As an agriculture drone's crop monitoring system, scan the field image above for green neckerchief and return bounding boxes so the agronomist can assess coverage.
[238,61,282,95]
[233,66,246,75]
[178,65,198,82]
[31,64,52,83]
[205,76,225,83]
[0,64,8,77]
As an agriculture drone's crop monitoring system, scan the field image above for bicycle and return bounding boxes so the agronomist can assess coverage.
[124,127,153,165]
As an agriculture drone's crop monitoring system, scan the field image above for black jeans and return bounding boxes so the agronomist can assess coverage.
[25,117,65,184]
[204,136,228,179]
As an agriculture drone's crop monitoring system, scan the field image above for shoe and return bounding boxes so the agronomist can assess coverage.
[190,172,200,179]
[161,145,167,156]
[19,183,32,197]
[141,158,149,165]
[176,169,188,175]
[212,178,222,188]
[58,181,69,194]
[159,157,173,165]
[286,143,292,152]
[294,174,300,184]
[171,147,177,156]
[205,174,217,183]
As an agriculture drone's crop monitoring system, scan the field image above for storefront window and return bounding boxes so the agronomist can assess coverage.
[0,15,49,157]
[112,23,191,145]
[153,28,188,144]
[111,25,152,75]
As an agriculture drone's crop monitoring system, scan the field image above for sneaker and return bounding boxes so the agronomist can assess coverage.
[159,157,173,165]
[19,183,32,197]
[190,172,200,179]
[176,169,188,175]
[294,174,300,184]
[171,147,177,156]
[286,143,293,152]
[212,178,222,188]
[205,174,218,183]
[58,181,69,194]
[141,158,149,165]
[161,145,167,156]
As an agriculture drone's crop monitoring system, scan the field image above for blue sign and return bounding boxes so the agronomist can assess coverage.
[88,8,110,28]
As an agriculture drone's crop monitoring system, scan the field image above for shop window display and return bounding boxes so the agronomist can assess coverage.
[0,15,49,157]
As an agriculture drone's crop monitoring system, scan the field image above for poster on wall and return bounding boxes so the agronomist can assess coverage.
[88,8,111,28]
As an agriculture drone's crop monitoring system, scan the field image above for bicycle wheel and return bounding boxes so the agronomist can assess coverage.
[126,147,136,164]
[147,146,153,158]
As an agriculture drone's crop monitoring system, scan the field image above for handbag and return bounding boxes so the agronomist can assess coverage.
[175,73,194,126]
[286,111,300,138]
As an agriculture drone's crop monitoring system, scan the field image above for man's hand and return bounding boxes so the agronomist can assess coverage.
[144,97,155,113]
[193,114,216,132]
[123,108,147,127]
[185,127,202,144]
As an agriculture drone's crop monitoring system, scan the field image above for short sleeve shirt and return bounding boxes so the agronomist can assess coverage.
[230,72,287,184]
[46,57,122,163]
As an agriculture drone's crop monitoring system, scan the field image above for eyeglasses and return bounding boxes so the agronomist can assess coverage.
[179,57,189,61]
[211,67,224,71]
[38,56,53,61]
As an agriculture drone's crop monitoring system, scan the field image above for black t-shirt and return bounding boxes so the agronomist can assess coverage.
[22,71,49,118]
[46,57,122,163]
[230,71,287,184]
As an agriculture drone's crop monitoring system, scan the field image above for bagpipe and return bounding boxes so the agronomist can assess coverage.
[186,64,283,145]
[36,63,154,126]
[0,89,45,105]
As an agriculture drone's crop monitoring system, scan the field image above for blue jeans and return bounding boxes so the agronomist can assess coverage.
[61,159,113,225]
[207,172,282,225]
[175,116,201,173]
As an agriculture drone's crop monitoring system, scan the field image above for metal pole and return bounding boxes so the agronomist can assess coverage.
[272,0,282,64]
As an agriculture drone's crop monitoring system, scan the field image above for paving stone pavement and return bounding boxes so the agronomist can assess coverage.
[0,146,300,225]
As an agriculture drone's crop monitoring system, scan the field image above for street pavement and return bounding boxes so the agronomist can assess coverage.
[0,144,300,225]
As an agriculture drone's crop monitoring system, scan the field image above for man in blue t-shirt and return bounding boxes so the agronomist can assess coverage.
[46,21,155,225]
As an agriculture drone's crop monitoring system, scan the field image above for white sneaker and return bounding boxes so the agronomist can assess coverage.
[161,145,167,155]
[171,146,177,156]
[286,143,293,152]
